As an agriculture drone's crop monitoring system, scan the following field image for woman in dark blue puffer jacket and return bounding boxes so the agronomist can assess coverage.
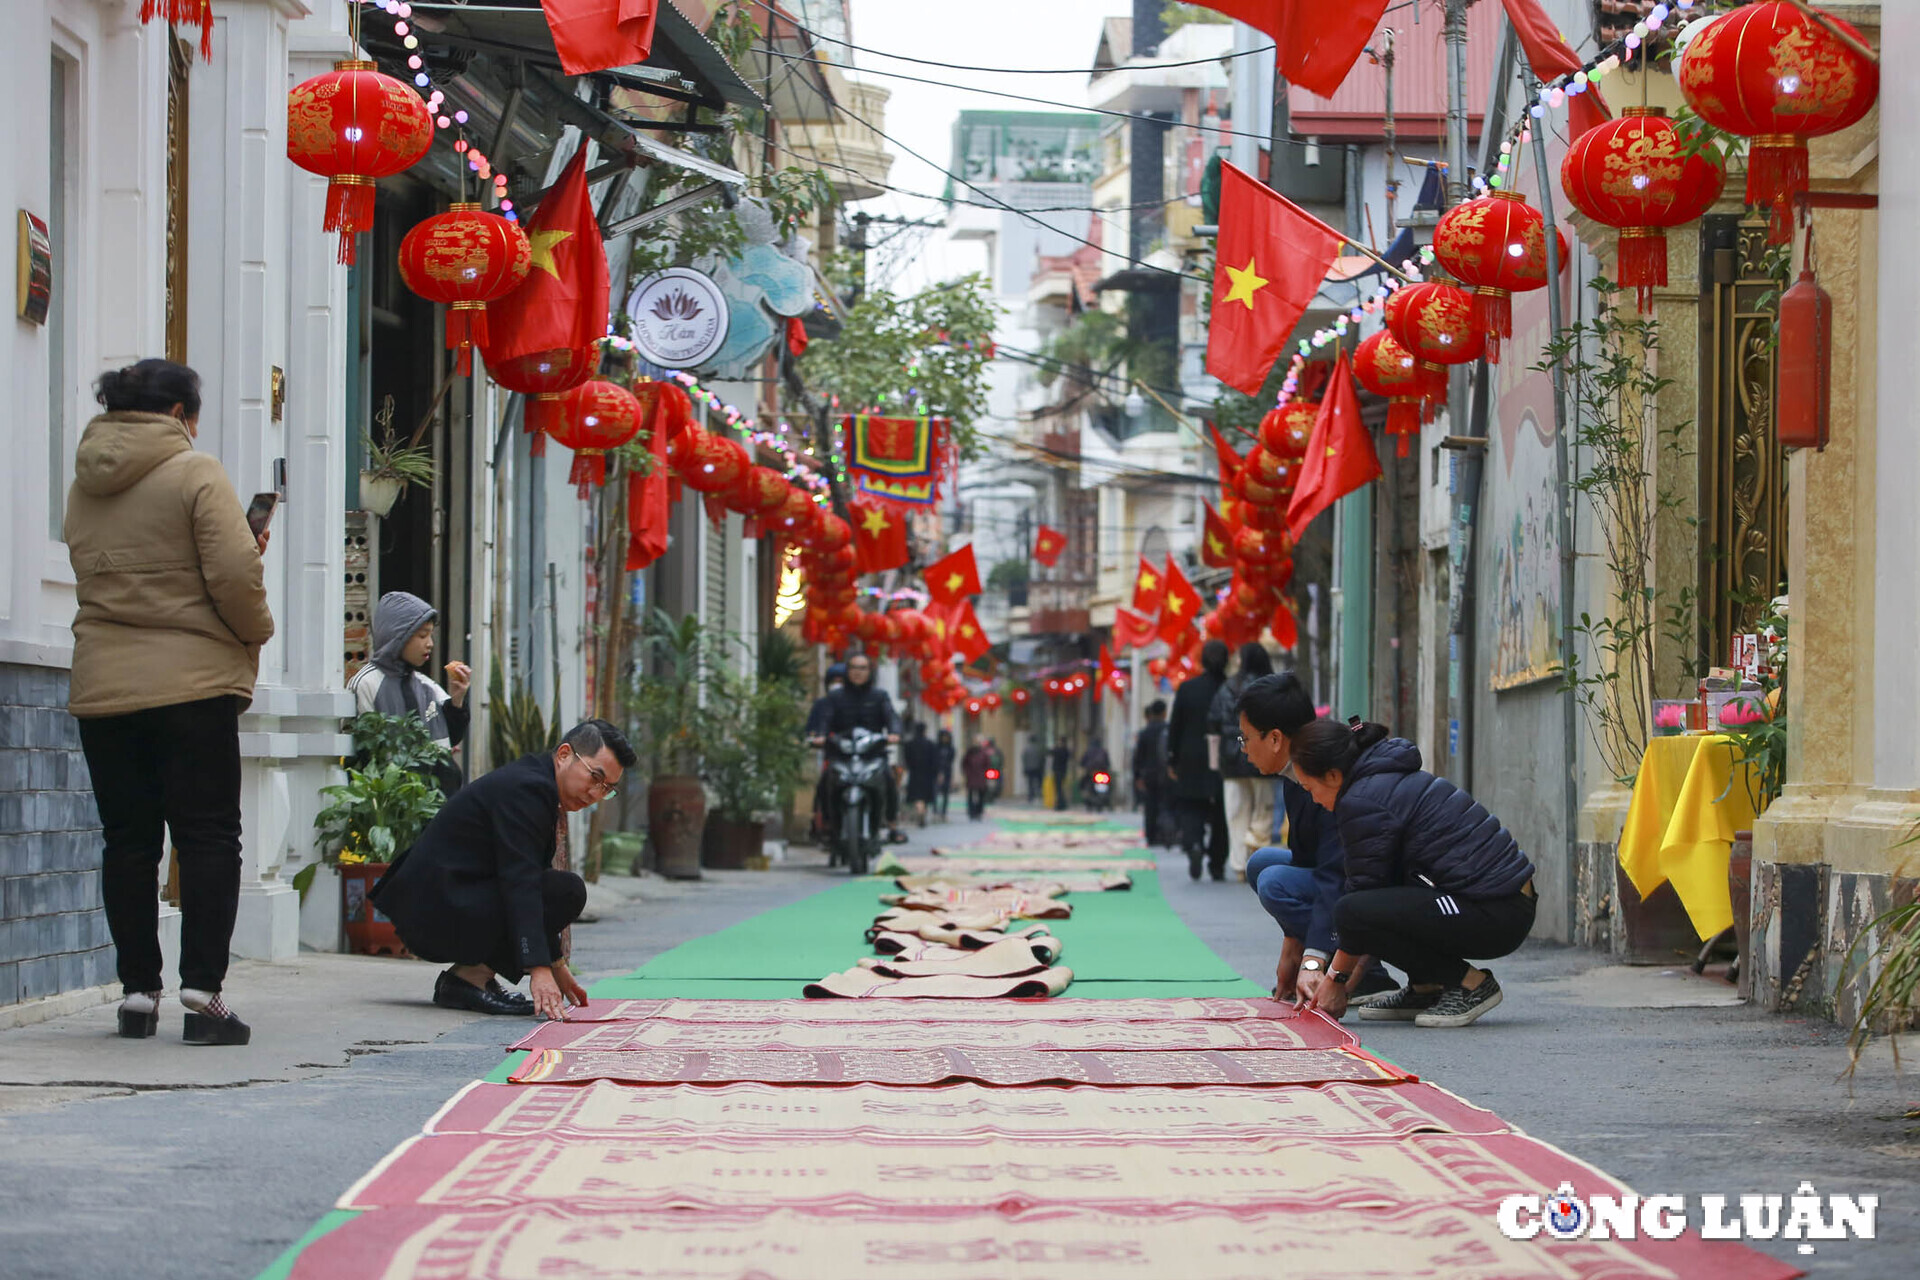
[1289,719,1537,1027]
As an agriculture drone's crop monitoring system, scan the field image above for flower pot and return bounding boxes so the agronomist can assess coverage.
[359,471,404,519]
[340,861,411,957]
[648,773,706,880]
[703,814,764,871]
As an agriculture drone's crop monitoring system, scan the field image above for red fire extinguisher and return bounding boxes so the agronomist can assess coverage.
[1777,225,1831,451]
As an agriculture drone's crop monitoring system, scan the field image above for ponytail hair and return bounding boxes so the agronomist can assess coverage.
[95,359,202,420]
[1290,716,1390,781]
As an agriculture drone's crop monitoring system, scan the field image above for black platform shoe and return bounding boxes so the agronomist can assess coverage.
[183,1010,252,1045]
[117,995,159,1039]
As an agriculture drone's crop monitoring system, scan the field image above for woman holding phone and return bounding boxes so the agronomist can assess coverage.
[66,359,274,1046]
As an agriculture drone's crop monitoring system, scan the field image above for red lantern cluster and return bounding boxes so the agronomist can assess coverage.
[1561,107,1726,312]
[398,204,531,375]
[1677,2,1876,243]
[1432,190,1569,363]
[287,61,433,264]
[1385,279,1485,369]
[1354,330,1443,457]
[489,345,596,451]
[546,380,643,497]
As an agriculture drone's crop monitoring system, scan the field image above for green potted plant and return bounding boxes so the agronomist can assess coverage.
[360,395,436,519]
[700,642,808,869]
[627,609,715,879]
[313,763,445,955]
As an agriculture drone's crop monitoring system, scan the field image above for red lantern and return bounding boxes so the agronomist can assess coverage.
[727,466,790,521]
[286,61,433,264]
[966,699,984,716]
[815,514,851,553]
[1232,580,1278,616]
[1146,658,1168,680]
[1777,252,1831,450]
[1203,610,1227,639]
[1259,402,1316,460]
[675,430,750,494]
[398,204,531,375]
[1678,2,1876,242]
[1354,330,1428,457]
[1561,107,1728,312]
[1432,190,1569,363]
[768,486,816,539]
[1242,500,1288,533]
[1385,280,1485,367]
[1234,525,1280,565]
[1246,446,1296,491]
[984,692,1003,711]
[547,380,642,496]
[1011,687,1030,706]
[489,345,595,454]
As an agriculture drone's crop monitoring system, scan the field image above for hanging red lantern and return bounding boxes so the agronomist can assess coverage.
[286,61,434,264]
[1202,609,1227,639]
[546,380,642,496]
[1246,446,1296,492]
[1561,107,1728,312]
[1384,279,1485,367]
[1234,525,1281,565]
[397,204,531,376]
[1432,190,1569,363]
[984,691,1003,711]
[675,430,750,494]
[966,699,984,717]
[768,486,816,539]
[1146,658,1168,680]
[1259,401,1316,460]
[727,466,790,522]
[1677,2,1876,243]
[489,345,595,454]
[1777,241,1832,451]
[815,514,852,553]
[1242,500,1288,533]
[1237,469,1283,508]
[1354,330,1429,457]
[1232,580,1278,616]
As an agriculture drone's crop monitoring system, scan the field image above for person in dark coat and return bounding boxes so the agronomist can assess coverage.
[961,740,992,820]
[1048,739,1071,810]
[1022,739,1046,805]
[372,718,635,1020]
[1288,719,1537,1028]
[1166,639,1231,880]
[809,652,903,837]
[1133,700,1170,847]
[902,720,938,826]
[934,729,956,820]
[1208,642,1273,877]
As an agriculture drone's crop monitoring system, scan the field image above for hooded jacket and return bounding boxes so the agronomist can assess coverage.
[64,412,274,717]
[347,592,467,747]
[1335,736,1534,898]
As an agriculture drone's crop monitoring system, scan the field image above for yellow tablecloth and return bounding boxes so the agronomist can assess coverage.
[1616,734,1759,940]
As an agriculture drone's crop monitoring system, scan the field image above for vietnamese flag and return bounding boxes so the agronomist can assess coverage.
[1096,644,1124,702]
[1270,599,1299,651]
[625,387,671,570]
[1113,606,1157,653]
[1032,525,1067,568]
[924,602,955,657]
[1201,502,1237,569]
[1286,347,1381,540]
[1198,2,1387,98]
[924,543,982,607]
[1158,558,1203,644]
[953,601,993,663]
[1131,556,1166,616]
[850,498,909,574]
[1498,0,1583,82]
[484,149,609,364]
[542,0,657,76]
[1208,423,1244,486]
[1206,163,1345,397]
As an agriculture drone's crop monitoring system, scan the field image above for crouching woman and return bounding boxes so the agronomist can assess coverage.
[1291,720,1536,1028]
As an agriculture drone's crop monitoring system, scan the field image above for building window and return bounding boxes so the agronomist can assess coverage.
[48,50,77,539]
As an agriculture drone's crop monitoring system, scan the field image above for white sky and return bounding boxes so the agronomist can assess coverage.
[842,0,1124,294]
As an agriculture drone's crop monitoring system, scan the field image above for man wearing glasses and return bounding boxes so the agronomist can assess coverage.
[372,718,636,1020]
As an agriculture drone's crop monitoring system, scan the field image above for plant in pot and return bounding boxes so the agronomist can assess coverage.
[628,609,715,880]
[360,394,436,519]
[700,639,809,869]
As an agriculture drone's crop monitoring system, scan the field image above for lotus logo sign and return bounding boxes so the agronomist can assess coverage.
[625,267,729,370]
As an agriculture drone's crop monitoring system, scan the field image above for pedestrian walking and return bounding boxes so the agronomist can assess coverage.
[66,359,275,1045]
[1133,700,1170,846]
[373,719,633,1019]
[348,591,470,795]
[1021,739,1045,805]
[934,728,955,820]
[961,740,992,820]
[1167,639,1231,880]
[902,720,938,826]
[1048,739,1070,810]
[1288,718,1538,1028]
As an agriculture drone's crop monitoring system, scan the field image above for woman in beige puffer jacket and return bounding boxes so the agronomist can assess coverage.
[65,359,273,1046]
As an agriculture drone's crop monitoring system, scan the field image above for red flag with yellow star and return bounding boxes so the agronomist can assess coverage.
[1197,2,1387,97]
[1201,502,1237,568]
[1032,524,1067,568]
[1205,162,1344,397]
[1208,423,1244,486]
[923,543,982,607]
[483,150,609,364]
[1157,557,1203,644]
[1131,556,1166,616]
[850,498,908,574]
[952,600,993,663]
[923,602,955,656]
[1286,347,1380,540]
[1113,605,1157,653]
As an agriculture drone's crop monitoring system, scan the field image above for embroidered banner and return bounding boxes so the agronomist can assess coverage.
[846,413,951,507]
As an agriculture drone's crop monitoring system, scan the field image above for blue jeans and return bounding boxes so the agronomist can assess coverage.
[1247,845,1315,940]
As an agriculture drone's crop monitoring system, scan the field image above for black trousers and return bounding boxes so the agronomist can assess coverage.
[966,786,989,820]
[1175,786,1230,872]
[1140,784,1166,848]
[453,868,586,983]
[1334,885,1537,987]
[1051,770,1068,809]
[77,695,244,996]
[1026,770,1043,804]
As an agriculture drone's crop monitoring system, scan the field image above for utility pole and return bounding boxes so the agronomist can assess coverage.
[1380,29,1398,237]
[1267,68,1290,196]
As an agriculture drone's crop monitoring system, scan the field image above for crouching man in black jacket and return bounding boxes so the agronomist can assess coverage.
[372,718,635,1020]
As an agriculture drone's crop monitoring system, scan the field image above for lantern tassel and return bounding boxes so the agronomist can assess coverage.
[141,0,213,59]
[704,493,728,526]
[1747,136,1810,246]
[1387,399,1422,444]
[526,394,567,457]
[323,179,377,265]
[1615,229,1669,315]
[447,305,485,376]
[1473,289,1511,366]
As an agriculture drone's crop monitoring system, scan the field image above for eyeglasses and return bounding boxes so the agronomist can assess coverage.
[571,752,619,799]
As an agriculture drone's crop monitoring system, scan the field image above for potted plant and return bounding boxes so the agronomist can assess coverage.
[360,395,436,519]
[628,609,714,879]
[700,640,808,869]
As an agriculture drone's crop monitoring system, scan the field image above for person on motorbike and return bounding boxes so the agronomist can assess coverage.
[804,662,847,846]
[1080,738,1113,811]
[808,652,902,857]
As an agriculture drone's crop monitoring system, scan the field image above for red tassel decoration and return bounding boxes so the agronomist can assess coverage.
[1615,229,1668,315]
[1472,287,1511,366]
[1746,136,1810,245]
[141,0,214,59]
[322,179,377,265]
[526,393,569,456]
[703,493,728,526]
[448,303,487,377]
[568,449,607,498]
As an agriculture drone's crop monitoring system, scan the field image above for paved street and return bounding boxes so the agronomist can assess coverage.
[0,806,1912,1278]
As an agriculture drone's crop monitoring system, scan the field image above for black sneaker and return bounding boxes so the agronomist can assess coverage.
[1415,973,1504,1027]
[1357,984,1445,1021]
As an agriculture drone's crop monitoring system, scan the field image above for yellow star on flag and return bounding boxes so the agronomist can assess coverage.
[960,624,976,637]
[860,507,890,535]
[1326,444,1338,458]
[1138,570,1158,592]
[1166,595,1186,615]
[1221,256,1269,310]
[946,572,965,592]
[1206,534,1224,556]
[528,228,573,279]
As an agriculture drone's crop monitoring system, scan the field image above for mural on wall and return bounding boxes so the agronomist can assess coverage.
[1488,167,1565,692]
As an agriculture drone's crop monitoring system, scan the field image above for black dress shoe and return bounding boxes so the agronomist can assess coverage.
[488,978,535,1013]
[1209,864,1227,882]
[434,969,530,1015]
[183,1011,251,1045]
[1187,850,1203,880]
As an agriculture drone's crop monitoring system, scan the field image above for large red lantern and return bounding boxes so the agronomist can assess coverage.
[1259,402,1316,460]
[1242,499,1288,533]
[1385,280,1485,367]
[398,204,531,375]
[768,486,817,539]
[489,345,595,452]
[547,380,642,496]
[1234,525,1281,565]
[815,514,852,553]
[984,691,1003,711]
[286,61,433,264]
[675,430,750,494]
[1561,107,1727,311]
[727,466,790,520]
[1354,330,1430,457]
[1011,686,1030,706]
[1677,2,1876,242]
[1245,446,1296,492]
[1432,190,1569,363]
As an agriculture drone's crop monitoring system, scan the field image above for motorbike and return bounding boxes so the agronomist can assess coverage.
[823,727,889,875]
[1085,769,1113,812]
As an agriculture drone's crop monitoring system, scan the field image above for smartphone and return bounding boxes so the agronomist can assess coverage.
[246,492,280,539]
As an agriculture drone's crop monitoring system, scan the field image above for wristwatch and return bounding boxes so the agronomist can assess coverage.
[1328,969,1351,986]
[1300,957,1324,973]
